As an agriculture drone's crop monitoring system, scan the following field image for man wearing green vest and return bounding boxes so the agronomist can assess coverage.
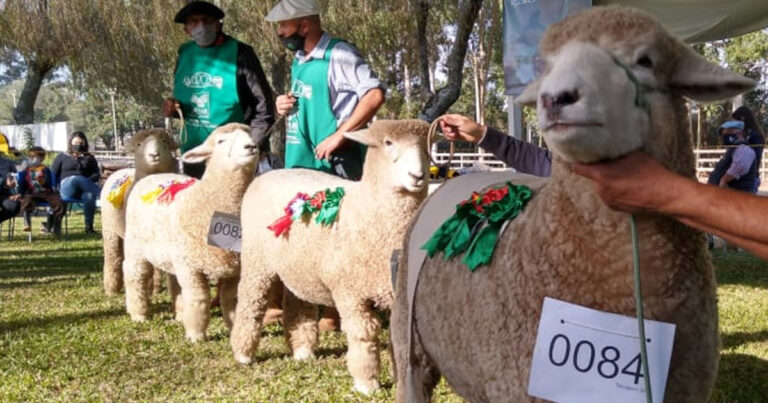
[162,1,275,178]
[266,0,386,181]
[265,0,385,330]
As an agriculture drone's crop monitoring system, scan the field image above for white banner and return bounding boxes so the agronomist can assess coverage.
[0,121,72,152]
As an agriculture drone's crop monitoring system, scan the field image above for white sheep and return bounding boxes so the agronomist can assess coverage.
[100,129,178,296]
[230,119,430,394]
[122,123,258,341]
[390,6,755,402]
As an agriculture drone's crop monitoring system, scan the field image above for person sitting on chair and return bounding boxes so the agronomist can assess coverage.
[19,147,66,235]
[51,131,101,234]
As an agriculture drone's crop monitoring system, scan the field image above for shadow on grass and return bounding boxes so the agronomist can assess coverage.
[0,308,124,332]
[0,263,101,281]
[316,345,347,359]
[713,251,768,289]
[721,330,768,349]
[713,353,768,402]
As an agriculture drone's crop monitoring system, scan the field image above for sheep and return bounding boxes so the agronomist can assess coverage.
[100,129,178,296]
[390,6,755,403]
[230,119,430,394]
[122,123,258,341]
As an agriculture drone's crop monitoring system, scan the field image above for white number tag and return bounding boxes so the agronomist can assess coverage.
[206,212,242,253]
[528,297,675,403]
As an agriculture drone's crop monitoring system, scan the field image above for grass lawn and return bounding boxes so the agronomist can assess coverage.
[1,212,767,401]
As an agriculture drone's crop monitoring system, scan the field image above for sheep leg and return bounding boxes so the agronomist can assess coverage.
[336,299,381,395]
[123,258,153,322]
[102,231,124,295]
[219,277,239,331]
[231,271,278,364]
[167,274,183,321]
[176,272,211,342]
[150,268,163,295]
[282,288,318,361]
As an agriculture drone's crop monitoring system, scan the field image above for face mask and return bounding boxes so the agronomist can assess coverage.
[280,32,306,52]
[30,157,42,166]
[722,135,738,146]
[72,144,86,152]
[189,23,218,47]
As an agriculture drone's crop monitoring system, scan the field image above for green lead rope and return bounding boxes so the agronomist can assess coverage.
[630,214,653,403]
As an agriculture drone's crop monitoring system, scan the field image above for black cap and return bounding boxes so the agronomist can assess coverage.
[174,1,225,24]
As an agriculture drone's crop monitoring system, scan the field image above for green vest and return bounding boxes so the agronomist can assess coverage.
[173,38,244,152]
[285,38,365,180]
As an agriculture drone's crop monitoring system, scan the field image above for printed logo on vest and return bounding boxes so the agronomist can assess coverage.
[292,80,313,100]
[184,72,224,89]
[190,92,210,118]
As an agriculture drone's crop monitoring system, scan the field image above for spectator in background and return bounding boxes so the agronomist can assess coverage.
[51,131,101,234]
[732,106,765,192]
[0,146,21,225]
[707,120,759,193]
[18,147,65,235]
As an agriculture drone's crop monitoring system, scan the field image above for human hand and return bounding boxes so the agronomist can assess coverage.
[438,114,486,143]
[9,194,20,201]
[570,151,684,213]
[276,94,297,116]
[315,132,346,161]
[162,98,181,117]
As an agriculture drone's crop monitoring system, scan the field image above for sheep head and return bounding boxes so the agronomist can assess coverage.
[181,123,258,175]
[517,6,755,165]
[344,119,430,193]
[126,129,178,174]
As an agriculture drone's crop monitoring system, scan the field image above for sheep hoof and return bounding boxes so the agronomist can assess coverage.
[353,379,380,395]
[186,331,207,343]
[130,314,148,322]
[292,346,314,361]
[235,353,253,365]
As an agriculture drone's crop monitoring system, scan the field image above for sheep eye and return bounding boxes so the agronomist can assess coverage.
[217,139,225,144]
[636,55,654,69]
[384,139,393,147]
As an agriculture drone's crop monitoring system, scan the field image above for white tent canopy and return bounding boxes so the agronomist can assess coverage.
[601,0,768,43]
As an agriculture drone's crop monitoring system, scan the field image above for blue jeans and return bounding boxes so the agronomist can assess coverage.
[60,175,100,228]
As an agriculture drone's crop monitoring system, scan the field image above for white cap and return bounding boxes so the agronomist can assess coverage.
[265,0,321,22]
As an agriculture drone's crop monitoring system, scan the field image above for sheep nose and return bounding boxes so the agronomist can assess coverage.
[541,89,580,110]
[409,171,425,181]
[148,152,159,159]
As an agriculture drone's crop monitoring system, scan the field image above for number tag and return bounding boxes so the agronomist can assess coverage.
[207,212,242,253]
[528,297,676,403]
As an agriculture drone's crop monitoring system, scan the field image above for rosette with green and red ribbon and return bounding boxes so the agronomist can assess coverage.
[268,187,345,237]
[422,182,532,271]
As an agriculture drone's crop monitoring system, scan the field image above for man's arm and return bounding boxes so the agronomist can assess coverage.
[236,43,276,146]
[315,88,384,160]
[719,145,755,187]
[480,127,552,177]
[315,41,386,160]
[572,151,768,259]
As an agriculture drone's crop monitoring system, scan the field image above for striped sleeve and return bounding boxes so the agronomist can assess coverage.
[726,145,756,179]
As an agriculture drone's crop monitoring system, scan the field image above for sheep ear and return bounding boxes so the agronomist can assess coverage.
[181,142,213,164]
[670,49,756,102]
[344,129,379,147]
[515,78,541,106]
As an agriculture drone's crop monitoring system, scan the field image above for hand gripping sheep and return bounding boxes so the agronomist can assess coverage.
[100,129,179,296]
[390,6,755,403]
[230,120,430,395]
[122,123,259,342]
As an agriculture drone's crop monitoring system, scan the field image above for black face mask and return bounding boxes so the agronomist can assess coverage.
[722,135,738,146]
[72,144,86,153]
[280,32,306,52]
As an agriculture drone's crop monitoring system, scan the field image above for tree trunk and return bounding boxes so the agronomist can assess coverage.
[419,0,483,122]
[414,0,432,98]
[12,59,53,124]
[269,53,290,159]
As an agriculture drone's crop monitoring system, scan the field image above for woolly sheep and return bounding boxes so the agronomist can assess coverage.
[230,120,430,394]
[100,129,178,296]
[122,123,258,341]
[390,6,755,402]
